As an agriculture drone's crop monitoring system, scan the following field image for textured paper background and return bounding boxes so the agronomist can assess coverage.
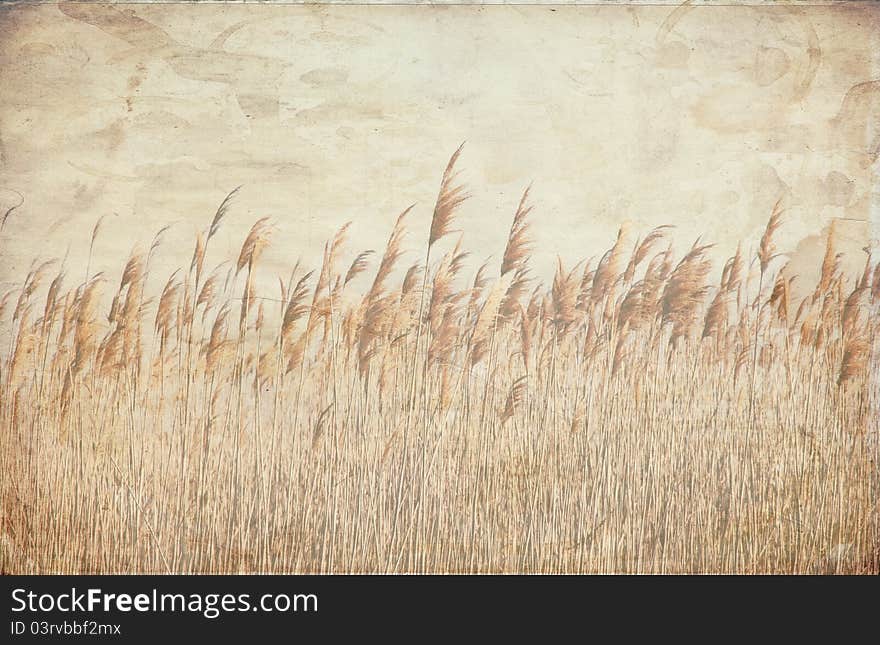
[1,1,878,323]
[1,1,878,577]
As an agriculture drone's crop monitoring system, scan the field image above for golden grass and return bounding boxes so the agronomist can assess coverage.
[1,148,877,573]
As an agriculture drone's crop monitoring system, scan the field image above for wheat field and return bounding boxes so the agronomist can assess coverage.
[1,146,877,574]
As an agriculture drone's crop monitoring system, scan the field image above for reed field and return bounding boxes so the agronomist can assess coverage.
[1,146,877,574]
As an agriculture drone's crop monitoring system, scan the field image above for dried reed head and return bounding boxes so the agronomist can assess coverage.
[499,375,527,424]
[309,223,351,337]
[467,259,492,320]
[611,332,631,378]
[206,303,231,371]
[402,263,423,298]
[311,404,333,451]
[721,243,743,293]
[428,238,468,333]
[814,221,836,303]
[838,332,869,386]
[470,276,507,366]
[758,199,784,274]
[661,240,713,345]
[43,270,65,326]
[501,186,533,276]
[552,258,581,332]
[368,206,412,303]
[357,293,397,378]
[73,276,104,372]
[702,288,728,341]
[285,331,308,375]
[592,227,627,305]
[89,215,106,254]
[842,282,868,335]
[344,250,374,288]
[576,258,595,313]
[618,280,645,332]
[624,225,671,284]
[190,232,206,283]
[120,250,144,292]
[14,260,55,325]
[207,185,242,242]
[282,271,314,343]
[235,217,273,276]
[429,143,469,247]
[768,271,793,326]
[500,266,531,324]
[155,270,181,340]
[8,307,36,385]
[428,302,459,367]
[0,287,18,323]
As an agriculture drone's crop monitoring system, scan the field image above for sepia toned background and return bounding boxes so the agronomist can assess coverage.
[1,1,878,576]
[0,1,878,330]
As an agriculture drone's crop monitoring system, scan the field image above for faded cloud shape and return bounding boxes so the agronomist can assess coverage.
[0,2,878,312]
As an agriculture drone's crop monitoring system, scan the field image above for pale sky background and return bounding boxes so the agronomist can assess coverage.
[1,1,878,323]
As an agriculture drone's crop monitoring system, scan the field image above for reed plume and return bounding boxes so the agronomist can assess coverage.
[501,186,533,277]
[428,143,469,248]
